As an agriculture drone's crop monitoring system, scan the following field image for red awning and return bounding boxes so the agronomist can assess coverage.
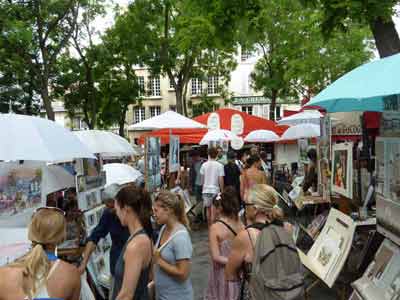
[138,128,208,145]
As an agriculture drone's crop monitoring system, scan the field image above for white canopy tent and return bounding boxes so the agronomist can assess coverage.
[277,110,323,126]
[74,130,139,157]
[128,111,206,130]
[42,164,75,197]
[244,130,280,143]
[0,113,95,161]
[199,129,238,145]
[103,163,143,187]
[280,124,321,140]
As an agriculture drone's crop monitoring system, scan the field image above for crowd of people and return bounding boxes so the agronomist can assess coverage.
[0,146,299,300]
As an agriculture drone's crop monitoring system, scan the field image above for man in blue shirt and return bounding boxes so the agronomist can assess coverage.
[78,184,130,292]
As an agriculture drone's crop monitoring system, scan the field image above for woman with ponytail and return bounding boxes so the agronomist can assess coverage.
[0,207,81,300]
[152,190,193,300]
[112,185,153,300]
[205,186,243,300]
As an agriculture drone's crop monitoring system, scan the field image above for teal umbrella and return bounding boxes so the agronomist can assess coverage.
[307,53,400,112]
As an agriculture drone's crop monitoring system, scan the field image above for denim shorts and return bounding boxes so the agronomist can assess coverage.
[202,193,217,208]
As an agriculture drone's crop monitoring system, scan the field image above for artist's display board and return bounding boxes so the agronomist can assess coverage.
[145,137,161,192]
[75,158,110,294]
[350,238,400,300]
[331,142,353,198]
[375,137,400,246]
[0,161,43,228]
[297,208,355,288]
[318,117,332,201]
[169,135,180,173]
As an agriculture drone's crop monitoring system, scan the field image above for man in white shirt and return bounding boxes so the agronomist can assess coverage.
[200,147,224,226]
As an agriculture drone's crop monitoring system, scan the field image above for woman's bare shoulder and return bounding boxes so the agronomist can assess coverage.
[0,266,24,298]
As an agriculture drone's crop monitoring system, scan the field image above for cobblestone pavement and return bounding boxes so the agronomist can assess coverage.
[190,226,338,300]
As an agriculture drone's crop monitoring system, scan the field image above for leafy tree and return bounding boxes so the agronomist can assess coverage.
[96,27,142,137]
[53,2,106,129]
[250,0,372,120]
[0,0,88,120]
[302,0,400,58]
[112,0,238,116]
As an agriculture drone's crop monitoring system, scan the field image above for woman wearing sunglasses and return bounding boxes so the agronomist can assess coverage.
[0,207,81,300]
[225,184,283,300]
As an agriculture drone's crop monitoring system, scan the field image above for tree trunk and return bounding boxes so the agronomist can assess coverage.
[269,90,277,121]
[175,86,184,115]
[119,105,128,137]
[41,83,55,120]
[370,16,400,58]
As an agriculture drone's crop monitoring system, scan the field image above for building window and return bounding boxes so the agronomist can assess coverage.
[241,48,252,61]
[169,77,175,89]
[191,78,203,95]
[148,76,161,97]
[275,106,281,120]
[207,76,219,95]
[169,105,176,112]
[242,105,253,115]
[72,117,88,130]
[134,107,145,123]
[137,76,145,96]
[150,106,161,117]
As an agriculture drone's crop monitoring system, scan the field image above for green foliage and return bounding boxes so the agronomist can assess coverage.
[302,0,397,36]
[0,0,89,120]
[301,0,400,57]
[250,0,373,119]
[112,0,239,115]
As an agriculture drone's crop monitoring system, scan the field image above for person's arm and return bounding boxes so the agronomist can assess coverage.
[209,224,228,265]
[218,176,224,192]
[117,238,149,300]
[78,241,96,274]
[240,174,245,201]
[200,164,205,187]
[225,232,246,281]
[153,255,191,282]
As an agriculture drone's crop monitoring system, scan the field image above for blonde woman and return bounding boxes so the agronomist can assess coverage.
[152,190,193,300]
[225,184,283,300]
[0,207,81,300]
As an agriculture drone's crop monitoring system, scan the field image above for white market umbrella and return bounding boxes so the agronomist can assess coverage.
[244,130,280,143]
[128,111,206,130]
[199,129,238,145]
[103,163,143,187]
[74,130,137,156]
[42,165,75,197]
[277,110,323,126]
[0,113,95,161]
[281,124,320,140]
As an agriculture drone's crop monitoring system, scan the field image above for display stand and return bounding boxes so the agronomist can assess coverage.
[298,208,356,288]
[350,238,400,300]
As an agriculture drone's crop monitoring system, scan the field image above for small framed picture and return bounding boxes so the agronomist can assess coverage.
[76,175,86,192]
[84,211,96,227]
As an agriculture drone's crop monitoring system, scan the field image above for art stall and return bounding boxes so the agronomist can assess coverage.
[72,130,139,299]
[0,113,96,299]
[304,53,400,299]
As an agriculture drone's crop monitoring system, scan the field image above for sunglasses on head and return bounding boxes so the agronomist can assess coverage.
[34,206,66,216]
